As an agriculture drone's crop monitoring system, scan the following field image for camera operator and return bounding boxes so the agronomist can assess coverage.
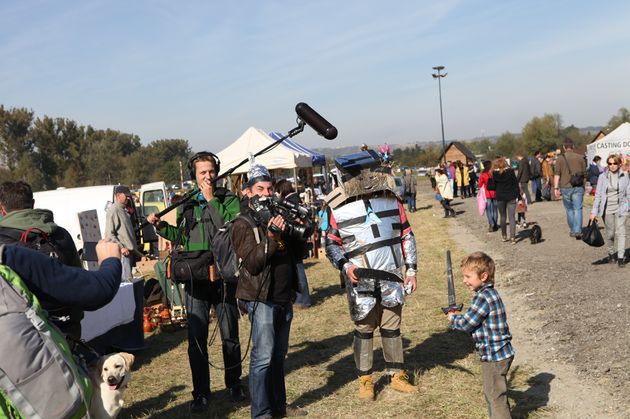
[147,151,244,413]
[232,165,308,418]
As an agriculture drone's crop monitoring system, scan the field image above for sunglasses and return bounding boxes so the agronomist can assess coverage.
[608,162,619,166]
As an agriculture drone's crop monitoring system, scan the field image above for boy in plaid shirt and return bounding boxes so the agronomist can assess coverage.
[446,251,514,419]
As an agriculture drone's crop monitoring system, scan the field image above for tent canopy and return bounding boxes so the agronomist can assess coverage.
[586,122,630,166]
[216,127,312,175]
[268,132,326,166]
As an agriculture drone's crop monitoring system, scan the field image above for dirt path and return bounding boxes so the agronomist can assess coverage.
[419,186,630,418]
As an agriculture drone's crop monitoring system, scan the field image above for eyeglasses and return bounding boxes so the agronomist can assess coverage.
[608,162,619,166]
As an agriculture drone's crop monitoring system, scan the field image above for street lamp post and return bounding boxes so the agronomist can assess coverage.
[432,66,447,164]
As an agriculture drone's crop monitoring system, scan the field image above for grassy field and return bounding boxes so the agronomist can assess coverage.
[121,200,547,418]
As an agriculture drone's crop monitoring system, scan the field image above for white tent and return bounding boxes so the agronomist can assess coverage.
[216,127,312,175]
[587,122,630,165]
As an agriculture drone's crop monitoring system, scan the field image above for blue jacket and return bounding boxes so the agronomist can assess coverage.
[591,170,630,217]
[1,245,122,311]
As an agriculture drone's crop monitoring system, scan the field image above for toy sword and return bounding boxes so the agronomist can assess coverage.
[441,250,463,314]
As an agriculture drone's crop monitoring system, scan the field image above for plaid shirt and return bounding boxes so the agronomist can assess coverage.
[450,284,514,362]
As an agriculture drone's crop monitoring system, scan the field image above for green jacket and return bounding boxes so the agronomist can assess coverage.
[157,187,240,251]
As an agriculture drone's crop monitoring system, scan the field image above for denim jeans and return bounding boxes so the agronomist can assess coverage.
[247,301,293,418]
[485,198,498,227]
[406,194,415,211]
[531,178,542,201]
[560,187,585,235]
[294,262,312,307]
[185,281,242,398]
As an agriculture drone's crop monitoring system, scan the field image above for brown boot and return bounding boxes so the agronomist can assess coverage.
[390,370,416,393]
[358,375,375,400]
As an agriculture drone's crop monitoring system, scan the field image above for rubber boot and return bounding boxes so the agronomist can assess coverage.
[358,374,375,400]
[390,370,416,393]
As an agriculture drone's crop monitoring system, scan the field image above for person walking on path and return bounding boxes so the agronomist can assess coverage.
[492,157,520,244]
[554,139,587,239]
[435,168,456,218]
[541,153,555,201]
[478,161,498,232]
[515,151,532,205]
[589,154,629,267]
[529,151,543,202]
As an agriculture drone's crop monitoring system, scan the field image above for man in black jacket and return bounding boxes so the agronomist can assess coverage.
[232,164,307,419]
[515,152,532,205]
[0,181,83,339]
[529,151,543,202]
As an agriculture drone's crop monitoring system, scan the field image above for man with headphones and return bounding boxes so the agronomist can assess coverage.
[147,152,244,413]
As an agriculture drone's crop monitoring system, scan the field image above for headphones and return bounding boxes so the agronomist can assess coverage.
[187,151,221,181]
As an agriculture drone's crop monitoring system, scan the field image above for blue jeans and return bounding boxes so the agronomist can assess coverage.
[485,198,498,227]
[406,193,415,211]
[531,178,542,201]
[560,187,585,235]
[247,301,293,418]
[294,262,312,307]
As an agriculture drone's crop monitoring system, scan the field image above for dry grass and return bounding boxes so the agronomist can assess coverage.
[121,204,547,418]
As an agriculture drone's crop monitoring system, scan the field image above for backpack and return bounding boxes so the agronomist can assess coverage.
[0,227,61,260]
[0,263,92,419]
[212,215,260,283]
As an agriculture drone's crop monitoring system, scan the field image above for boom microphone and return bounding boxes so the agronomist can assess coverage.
[295,102,338,140]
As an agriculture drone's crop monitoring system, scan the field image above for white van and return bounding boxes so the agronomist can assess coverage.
[33,183,167,254]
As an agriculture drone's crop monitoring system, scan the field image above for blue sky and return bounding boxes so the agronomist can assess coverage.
[1,1,629,152]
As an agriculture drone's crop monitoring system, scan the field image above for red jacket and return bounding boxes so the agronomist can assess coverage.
[478,171,496,199]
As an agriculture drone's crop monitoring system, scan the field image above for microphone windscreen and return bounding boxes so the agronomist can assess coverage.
[295,102,338,140]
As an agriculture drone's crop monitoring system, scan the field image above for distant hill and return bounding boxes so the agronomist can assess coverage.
[313,126,604,158]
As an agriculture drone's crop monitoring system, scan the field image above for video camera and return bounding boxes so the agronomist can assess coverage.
[250,195,314,241]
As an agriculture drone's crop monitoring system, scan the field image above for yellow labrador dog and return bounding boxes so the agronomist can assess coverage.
[89,352,135,419]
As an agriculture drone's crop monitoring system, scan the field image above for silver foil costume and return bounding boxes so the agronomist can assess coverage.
[326,195,417,321]
[325,151,418,376]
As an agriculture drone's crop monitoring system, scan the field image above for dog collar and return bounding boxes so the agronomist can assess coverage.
[115,375,126,390]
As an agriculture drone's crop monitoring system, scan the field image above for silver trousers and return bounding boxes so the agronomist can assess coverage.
[604,212,627,258]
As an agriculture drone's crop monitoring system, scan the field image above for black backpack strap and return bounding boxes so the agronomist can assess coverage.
[0,227,22,245]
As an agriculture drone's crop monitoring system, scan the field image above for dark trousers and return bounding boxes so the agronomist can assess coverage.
[185,280,242,398]
[440,198,455,216]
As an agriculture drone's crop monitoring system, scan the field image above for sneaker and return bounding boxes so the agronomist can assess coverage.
[358,374,375,401]
[618,259,626,268]
[229,385,246,402]
[390,370,416,393]
[190,395,209,413]
[511,238,517,244]
[488,225,494,233]
[575,234,582,240]
[608,254,618,264]
[502,235,509,242]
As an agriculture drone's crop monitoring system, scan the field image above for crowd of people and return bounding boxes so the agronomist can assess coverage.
[432,138,628,266]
